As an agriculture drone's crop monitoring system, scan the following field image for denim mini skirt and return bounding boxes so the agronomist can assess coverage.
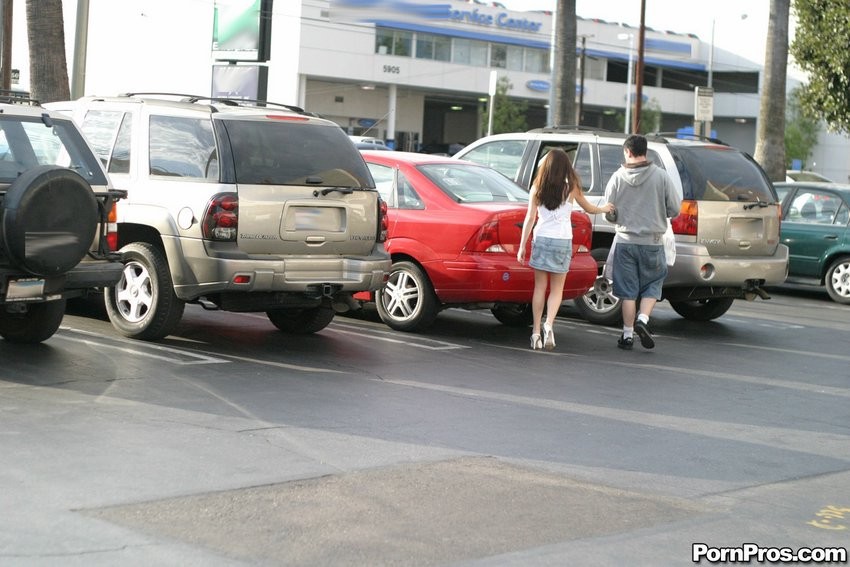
[529,236,572,273]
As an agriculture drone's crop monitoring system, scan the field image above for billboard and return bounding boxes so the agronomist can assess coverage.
[211,64,269,101]
[211,0,273,62]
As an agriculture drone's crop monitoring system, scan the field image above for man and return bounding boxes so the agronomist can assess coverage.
[604,134,681,350]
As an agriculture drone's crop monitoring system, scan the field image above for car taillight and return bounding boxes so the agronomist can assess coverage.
[202,192,238,241]
[571,211,593,251]
[106,200,119,251]
[465,219,505,253]
[377,197,388,243]
[671,199,698,236]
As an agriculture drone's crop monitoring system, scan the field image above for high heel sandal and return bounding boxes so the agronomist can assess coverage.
[542,322,555,351]
[530,333,542,350]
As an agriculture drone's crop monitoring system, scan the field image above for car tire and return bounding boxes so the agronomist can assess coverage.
[267,306,335,334]
[376,260,439,331]
[572,247,623,326]
[491,303,533,327]
[1,165,98,277]
[104,242,185,341]
[0,300,66,343]
[825,256,850,304]
[668,297,735,321]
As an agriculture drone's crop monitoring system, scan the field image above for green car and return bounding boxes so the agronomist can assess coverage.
[775,182,850,303]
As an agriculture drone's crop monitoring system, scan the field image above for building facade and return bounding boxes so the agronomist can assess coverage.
[15,0,846,180]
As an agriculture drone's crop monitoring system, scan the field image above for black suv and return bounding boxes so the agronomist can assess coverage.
[456,128,789,325]
[0,99,125,343]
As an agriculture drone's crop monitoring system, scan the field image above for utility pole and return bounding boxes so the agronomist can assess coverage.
[633,0,646,134]
[577,34,590,125]
[0,0,12,91]
[71,0,90,99]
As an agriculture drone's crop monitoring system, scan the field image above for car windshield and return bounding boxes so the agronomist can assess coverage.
[224,120,374,187]
[671,146,777,202]
[0,116,106,184]
[418,163,529,203]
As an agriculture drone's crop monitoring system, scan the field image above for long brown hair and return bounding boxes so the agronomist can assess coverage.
[532,148,581,210]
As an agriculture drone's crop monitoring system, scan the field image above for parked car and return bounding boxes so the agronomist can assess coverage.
[349,135,391,150]
[455,128,789,324]
[774,182,850,303]
[0,97,125,343]
[786,170,832,183]
[47,94,390,341]
[355,150,597,331]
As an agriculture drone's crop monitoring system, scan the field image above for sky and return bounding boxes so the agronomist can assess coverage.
[497,0,792,75]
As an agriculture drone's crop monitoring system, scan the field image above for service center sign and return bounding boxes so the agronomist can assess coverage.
[447,7,543,33]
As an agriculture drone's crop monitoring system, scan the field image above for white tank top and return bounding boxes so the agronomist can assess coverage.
[533,197,573,240]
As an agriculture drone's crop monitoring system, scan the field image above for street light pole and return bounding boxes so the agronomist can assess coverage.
[618,33,634,134]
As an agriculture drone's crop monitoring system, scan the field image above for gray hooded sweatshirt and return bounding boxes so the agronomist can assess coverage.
[603,161,682,245]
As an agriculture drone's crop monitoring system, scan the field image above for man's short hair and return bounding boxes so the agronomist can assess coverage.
[624,134,648,157]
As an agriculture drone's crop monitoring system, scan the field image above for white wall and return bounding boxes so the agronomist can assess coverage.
[810,130,850,183]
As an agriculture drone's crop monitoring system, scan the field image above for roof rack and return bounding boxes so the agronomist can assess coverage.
[0,90,39,106]
[649,131,728,146]
[120,92,308,115]
[527,125,614,134]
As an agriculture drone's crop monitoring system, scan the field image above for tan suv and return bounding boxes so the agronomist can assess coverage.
[456,128,789,325]
[48,94,389,340]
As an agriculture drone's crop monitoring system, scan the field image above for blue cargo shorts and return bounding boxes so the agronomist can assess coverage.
[612,242,667,300]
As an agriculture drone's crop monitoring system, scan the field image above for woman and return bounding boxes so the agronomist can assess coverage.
[517,148,613,351]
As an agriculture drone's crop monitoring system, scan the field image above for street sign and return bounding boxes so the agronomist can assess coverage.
[694,86,714,122]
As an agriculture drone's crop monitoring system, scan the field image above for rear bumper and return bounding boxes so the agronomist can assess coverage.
[65,260,125,289]
[664,243,789,288]
[1,260,123,304]
[170,237,391,301]
[431,253,597,303]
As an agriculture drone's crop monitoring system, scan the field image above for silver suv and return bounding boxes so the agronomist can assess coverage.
[456,128,789,325]
[0,98,124,343]
[48,94,389,340]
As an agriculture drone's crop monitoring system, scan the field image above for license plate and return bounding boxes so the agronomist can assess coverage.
[728,217,764,240]
[6,278,45,301]
[286,206,344,232]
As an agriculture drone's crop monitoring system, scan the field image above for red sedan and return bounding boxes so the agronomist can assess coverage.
[357,151,597,331]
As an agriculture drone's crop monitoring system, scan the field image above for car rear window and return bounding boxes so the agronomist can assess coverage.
[0,116,107,184]
[670,146,777,202]
[223,120,373,188]
[418,163,529,203]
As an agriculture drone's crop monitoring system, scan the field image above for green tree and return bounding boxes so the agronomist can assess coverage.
[754,0,790,181]
[26,0,70,103]
[482,76,528,135]
[790,0,850,133]
[785,86,821,168]
[613,98,662,134]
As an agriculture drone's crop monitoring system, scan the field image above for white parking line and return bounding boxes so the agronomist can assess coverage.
[379,378,850,460]
[56,327,227,365]
[329,322,471,351]
[722,342,850,361]
[57,327,343,372]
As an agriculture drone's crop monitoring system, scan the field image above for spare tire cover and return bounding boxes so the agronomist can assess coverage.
[2,165,98,277]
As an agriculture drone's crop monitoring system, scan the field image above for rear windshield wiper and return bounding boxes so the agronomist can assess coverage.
[743,200,773,210]
[313,186,355,197]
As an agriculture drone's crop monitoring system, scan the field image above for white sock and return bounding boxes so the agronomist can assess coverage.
[637,314,649,325]
[623,326,634,339]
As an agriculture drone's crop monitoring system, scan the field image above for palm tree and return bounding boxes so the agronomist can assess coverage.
[753,0,790,181]
[552,0,577,127]
[26,0,70,103]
